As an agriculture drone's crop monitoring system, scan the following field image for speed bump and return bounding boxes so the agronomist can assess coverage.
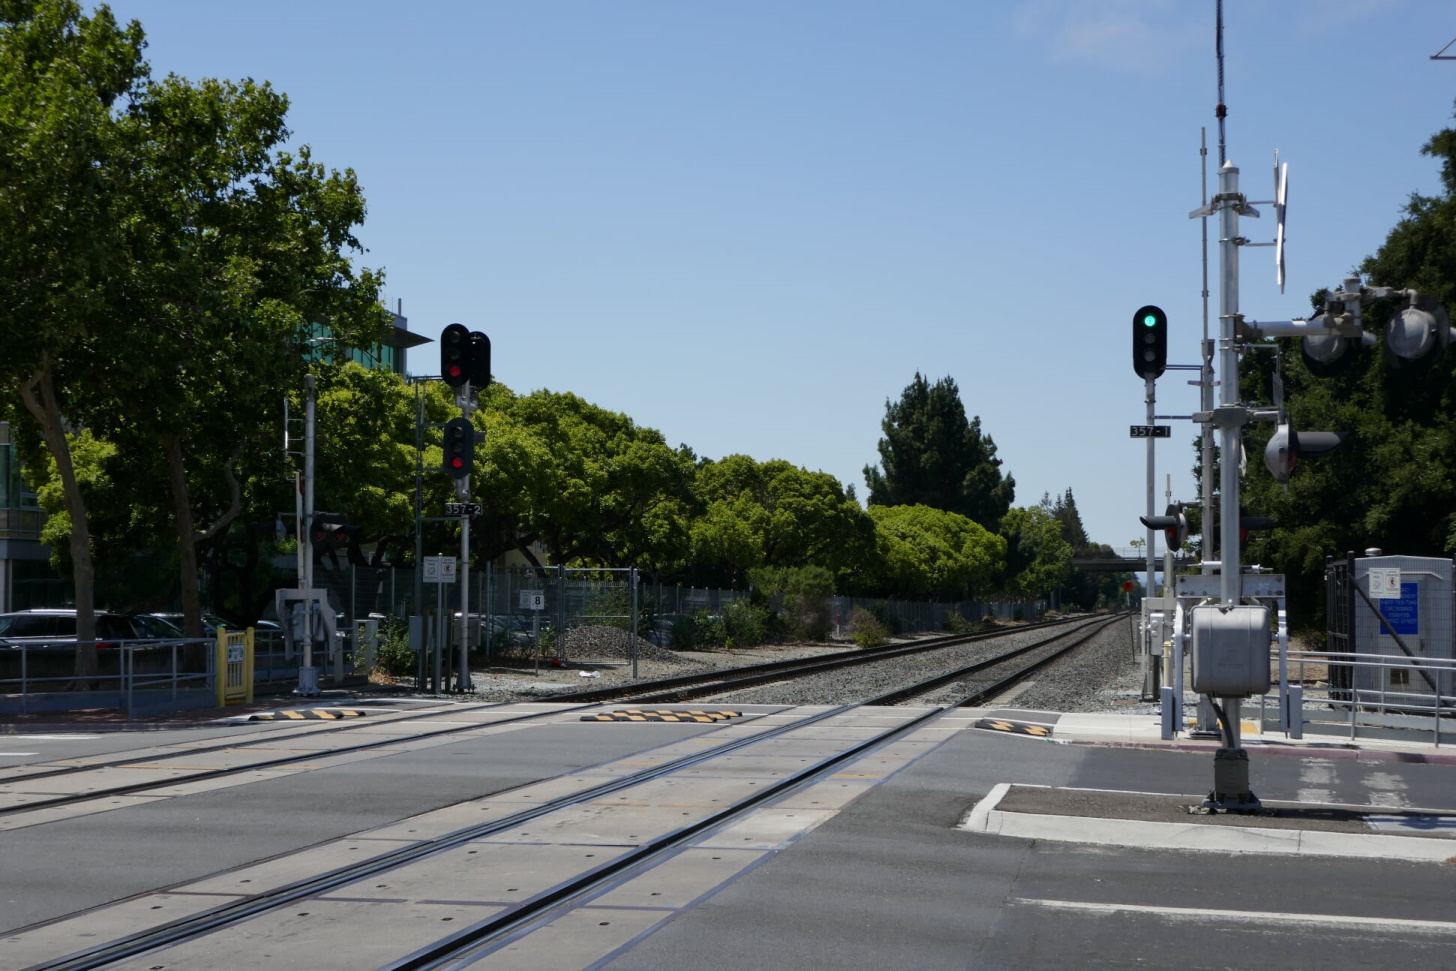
[581,709,742,723]
[249,708,371,721]
[974,717,1053,737]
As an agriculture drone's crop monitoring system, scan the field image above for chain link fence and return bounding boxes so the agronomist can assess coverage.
[298,562,1045,656]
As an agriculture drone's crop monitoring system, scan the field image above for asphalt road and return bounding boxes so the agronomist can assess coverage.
[2,705,1454,969]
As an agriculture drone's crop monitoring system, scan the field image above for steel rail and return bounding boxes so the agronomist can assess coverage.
[22,699,924,971]
[871,614,1124,707]
[0,616,1088,789]
[0,701,604,819]
[552,615,1100,705]
[0,701,512,787]
[0,618,1090,809]
[385,702,947,970]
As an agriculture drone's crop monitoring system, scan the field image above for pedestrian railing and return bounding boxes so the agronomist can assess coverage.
[1254,648,1456,746]
[0,638,215,717]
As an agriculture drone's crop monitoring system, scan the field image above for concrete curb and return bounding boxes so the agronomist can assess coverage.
[959,784,1456,863]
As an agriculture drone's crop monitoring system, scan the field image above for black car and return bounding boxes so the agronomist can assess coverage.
[0,609,145,649]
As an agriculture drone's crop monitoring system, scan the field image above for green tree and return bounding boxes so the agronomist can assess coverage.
[863,372,1015,530]
[1237,105,1456,630]
[1042,488,1091,551]
[508,390,696,571]
[692,455,874,587]
[862,504,1005,600]
[998,505,1074,601]
[2,2,387,647]
[104,75,387,636]
[1,0,148,673]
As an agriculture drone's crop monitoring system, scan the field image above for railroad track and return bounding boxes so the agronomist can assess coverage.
[7,617,1122,967]
[0,615,1118,826]
[550,613,1101,705]
[13,699,944,971]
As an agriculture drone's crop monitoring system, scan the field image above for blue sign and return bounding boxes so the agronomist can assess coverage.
[1379,582,1420,636]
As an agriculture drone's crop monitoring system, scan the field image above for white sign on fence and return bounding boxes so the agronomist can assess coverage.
[1369,567,1402,600]
[424,556,458,584]
[520,591,546,611]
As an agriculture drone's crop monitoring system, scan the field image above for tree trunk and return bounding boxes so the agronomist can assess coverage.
[160,432,204,640]
[18,369,99,679]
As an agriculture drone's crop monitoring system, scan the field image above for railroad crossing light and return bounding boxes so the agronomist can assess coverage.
[1263,422,1346,484]
[1132,305,1168,380]
[440,323,470,388]
[1301,306,1357,377]
[1138,504,1188,552]
[443,416,474,479]
[468,331,491,389]
[1385,295,1452,367]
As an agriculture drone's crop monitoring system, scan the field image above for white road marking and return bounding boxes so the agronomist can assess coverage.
[0,752,39,757]
[1297,757,1336,804]
[1362,769,1410,809]
[8,735,102,741]
[1019,898,1456,935]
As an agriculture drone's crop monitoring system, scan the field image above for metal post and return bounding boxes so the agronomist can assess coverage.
[413,380,425,622]
[458,501,472,691]
[297,374,320,696]
[631,567,640,680]
[1217,160,1242,608]
[434,583,444,693]
[557,564,566,663]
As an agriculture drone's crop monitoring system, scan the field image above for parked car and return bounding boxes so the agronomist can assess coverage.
[0,609,145,649]
[131,614,185,639]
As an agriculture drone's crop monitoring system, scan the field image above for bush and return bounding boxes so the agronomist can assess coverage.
[721,600,771,647]
[748,565,835,642]
[670,610,718,651]
[847,606,889,648]
[375,617,416,676]
[670,602,774,650]
[944,611,979,634]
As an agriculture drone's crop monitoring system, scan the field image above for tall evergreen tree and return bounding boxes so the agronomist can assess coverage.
[863,373,1015,529]
[1042,488,1091,552]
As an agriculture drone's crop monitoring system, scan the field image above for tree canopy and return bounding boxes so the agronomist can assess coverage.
[863,372,1014,530]
[1237,105,1456,630]
[1,0,385,648]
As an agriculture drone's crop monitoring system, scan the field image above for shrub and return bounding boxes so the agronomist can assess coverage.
[847,605,889,648]
[944,611,978,634]
[670,602,773,650]
[721,600,771,647]
[748,565,835,642]
[375,617,416,676]
[671,610,719,651]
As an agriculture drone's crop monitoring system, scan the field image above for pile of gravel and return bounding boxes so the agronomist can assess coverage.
[561,625,696,664]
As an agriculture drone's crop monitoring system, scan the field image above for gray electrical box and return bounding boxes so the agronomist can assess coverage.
[1191,604,1271,696]
[1350,555,1453,702]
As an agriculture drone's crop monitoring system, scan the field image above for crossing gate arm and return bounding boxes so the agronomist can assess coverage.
[216,627,256,706]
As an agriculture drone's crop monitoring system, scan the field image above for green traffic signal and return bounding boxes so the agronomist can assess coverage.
[1132,305,1168,379]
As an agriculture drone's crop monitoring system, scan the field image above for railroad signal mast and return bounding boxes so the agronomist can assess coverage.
[1135,2,1453,812]
[437,323,492,693]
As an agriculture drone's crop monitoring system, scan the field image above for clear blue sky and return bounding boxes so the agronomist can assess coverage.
[106,0,1456,551]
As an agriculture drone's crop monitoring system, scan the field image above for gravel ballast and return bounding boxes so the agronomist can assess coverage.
[432,617,1153,711]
